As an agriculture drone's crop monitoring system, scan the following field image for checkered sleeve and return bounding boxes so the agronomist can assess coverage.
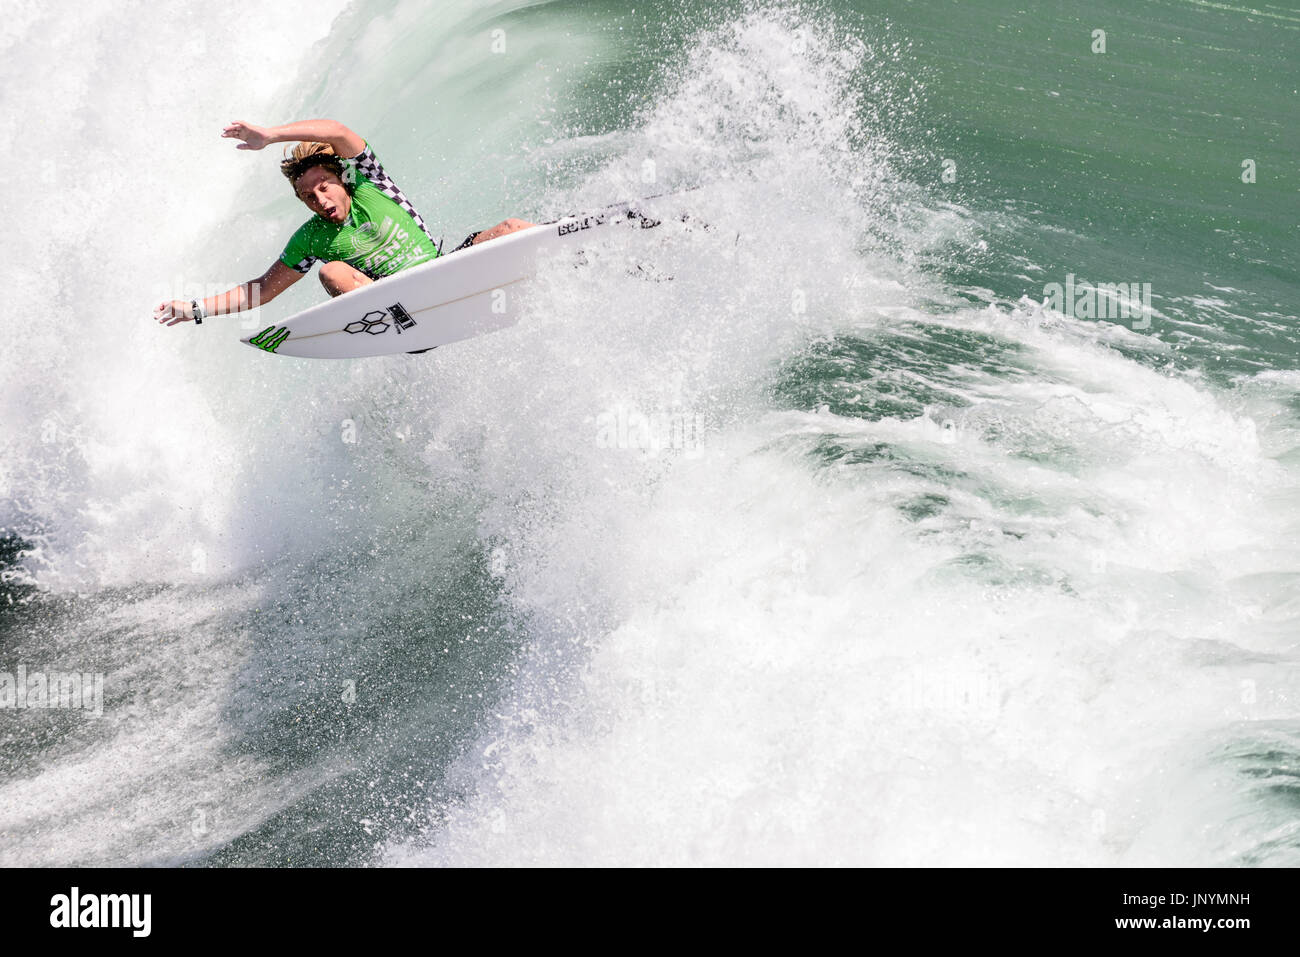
[347,142,438,247]
[279,220,320,274]
[282,255,317,274]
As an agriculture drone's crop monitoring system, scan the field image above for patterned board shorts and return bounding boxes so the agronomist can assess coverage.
[451,229,485,253]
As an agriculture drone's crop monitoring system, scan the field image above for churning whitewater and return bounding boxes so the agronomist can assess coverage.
[1,0,1296,867]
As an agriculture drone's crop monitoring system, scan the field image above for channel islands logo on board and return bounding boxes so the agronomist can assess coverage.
[344,304,417,335]
[345,310,390,335]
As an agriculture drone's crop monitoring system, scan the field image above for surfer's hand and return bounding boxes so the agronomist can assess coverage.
[222,121,270,151]
[154,300,195,326]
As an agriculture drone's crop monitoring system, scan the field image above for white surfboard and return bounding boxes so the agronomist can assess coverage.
[240,198,666,359]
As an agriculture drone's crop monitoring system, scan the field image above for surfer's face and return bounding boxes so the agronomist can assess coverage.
[294,166,350,224]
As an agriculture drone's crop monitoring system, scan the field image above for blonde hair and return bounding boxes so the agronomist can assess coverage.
[279,142,352,194]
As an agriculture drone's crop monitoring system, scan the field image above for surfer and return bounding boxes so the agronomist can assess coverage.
[154,119,534,326]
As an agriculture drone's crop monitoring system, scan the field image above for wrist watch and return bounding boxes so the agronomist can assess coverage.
[190,299,206,324]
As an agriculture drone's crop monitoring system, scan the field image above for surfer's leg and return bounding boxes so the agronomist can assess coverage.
[470,218,536,245]
[319,261,372,297]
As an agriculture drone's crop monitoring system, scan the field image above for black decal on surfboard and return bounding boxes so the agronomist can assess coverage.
[388,303,416,333]
[344,310,391,335]
[557,212,609,237]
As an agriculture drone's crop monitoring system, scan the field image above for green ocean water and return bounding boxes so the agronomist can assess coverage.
[877,0,1298,379]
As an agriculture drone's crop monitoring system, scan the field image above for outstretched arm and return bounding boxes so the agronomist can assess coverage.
[222,119,365,158]
[154,260,304,326]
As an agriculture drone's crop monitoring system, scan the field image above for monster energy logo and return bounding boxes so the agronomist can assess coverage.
[250,326,290,353]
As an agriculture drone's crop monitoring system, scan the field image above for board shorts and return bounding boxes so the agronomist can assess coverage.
[452,229,486,253]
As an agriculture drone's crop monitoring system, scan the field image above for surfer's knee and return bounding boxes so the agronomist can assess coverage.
[475,219,533,244]
[319,261,370,297]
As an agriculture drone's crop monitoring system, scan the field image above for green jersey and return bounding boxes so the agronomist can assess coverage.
[279,142,440,279]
